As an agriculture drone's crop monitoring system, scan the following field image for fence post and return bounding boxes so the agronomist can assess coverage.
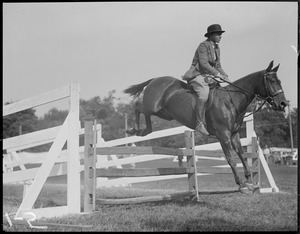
[251,137,260,186]
[84,120,95,213]
[246,114,254,167]
[185,130,199,202]
[67,83,81,214]
[92,120,97,207]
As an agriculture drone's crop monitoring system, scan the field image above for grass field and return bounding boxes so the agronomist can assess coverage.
[2,159,298,232]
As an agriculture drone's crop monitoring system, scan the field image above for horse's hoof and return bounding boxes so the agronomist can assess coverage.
[141,130,151,136]
[136,129,152,136]
[136,129,144,136]
[126,128,137,135]
[245,183,254,191]
[245,183,259,192]
[239,186,253,195]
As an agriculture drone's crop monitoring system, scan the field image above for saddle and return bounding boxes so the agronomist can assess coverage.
[186,80,221,94]
[186,81,221,111]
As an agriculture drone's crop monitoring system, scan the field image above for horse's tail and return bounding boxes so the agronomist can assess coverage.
[123,78,154,99]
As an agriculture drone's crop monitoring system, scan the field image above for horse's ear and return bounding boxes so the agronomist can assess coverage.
[267,60,274,72]
[272,64,280,72]
[266,60,274,72]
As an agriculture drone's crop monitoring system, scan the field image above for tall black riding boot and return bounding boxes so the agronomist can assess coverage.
[195,99,209,135]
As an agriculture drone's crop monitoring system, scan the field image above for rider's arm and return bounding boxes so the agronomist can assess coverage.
[215,61,229,80]
[197,42,221,76]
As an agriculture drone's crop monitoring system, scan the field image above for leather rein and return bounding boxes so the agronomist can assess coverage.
[213,71,284,117]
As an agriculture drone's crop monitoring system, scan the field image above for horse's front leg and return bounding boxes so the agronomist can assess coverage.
[231,134,252,183]
[218,135,253,195]
[231,133,259,192]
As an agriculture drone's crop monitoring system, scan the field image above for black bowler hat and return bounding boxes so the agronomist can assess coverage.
[204,24,225,37]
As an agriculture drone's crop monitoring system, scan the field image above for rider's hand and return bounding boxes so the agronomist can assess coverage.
[223,74,229,81]
[216,73,229,82]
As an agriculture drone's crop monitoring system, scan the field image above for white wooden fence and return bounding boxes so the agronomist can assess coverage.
[3,83,81,219]
[92,114,278,193]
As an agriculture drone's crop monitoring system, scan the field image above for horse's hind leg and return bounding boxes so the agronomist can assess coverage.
[126,100,153,137]
[231,133,259,192]
[126,101,142,135]
[134,108,141,131]
[136,114,152,136]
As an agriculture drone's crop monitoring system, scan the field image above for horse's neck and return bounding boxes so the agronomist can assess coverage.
[227,70,264,114]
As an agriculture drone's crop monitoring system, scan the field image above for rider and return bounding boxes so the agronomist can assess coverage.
[183,24,229,135]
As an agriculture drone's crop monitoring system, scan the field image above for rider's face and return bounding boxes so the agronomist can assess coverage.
[210,33,223,43]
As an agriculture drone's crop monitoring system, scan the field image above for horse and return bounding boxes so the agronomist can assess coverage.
[123,61,287,194]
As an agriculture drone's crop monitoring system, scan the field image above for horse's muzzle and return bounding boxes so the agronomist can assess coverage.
[271,100,287,111]
[268,92,288,111]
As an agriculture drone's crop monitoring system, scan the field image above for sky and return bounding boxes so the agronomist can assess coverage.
[3,2,298,117]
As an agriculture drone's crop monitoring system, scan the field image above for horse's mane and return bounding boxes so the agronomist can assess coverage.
[232,70,265,86]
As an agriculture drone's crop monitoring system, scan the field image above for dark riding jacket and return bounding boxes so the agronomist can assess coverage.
[191,39,228,78]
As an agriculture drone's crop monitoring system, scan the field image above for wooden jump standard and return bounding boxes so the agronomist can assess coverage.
[83,120,259,213]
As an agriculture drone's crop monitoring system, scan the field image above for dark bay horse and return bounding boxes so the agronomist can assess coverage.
[124,61,287,194]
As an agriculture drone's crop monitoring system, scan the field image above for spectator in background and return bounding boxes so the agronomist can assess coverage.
[263,145,270,163]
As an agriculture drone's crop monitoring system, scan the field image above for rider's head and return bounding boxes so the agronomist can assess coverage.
[208,32,223,44]
[205,24,225,43]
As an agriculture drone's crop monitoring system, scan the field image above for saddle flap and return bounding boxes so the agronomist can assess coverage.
[188,82,220,111]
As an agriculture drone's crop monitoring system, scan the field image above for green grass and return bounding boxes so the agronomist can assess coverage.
[2,161,298,232]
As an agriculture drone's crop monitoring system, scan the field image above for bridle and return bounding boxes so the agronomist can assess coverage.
[262,71,284,102]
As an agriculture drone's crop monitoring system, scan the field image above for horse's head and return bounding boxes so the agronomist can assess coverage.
[260,61,287,111]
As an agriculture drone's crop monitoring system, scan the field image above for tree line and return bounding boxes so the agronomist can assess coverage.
[3,90,298,152]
